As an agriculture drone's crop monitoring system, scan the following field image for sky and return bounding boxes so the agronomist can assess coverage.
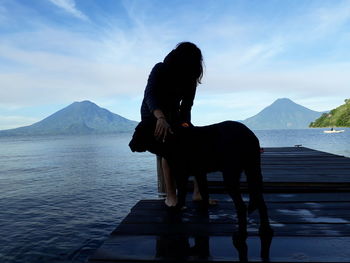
[0,0,349,129]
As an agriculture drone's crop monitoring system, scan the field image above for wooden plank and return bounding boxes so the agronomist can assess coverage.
[89,197,350,262]
[203,147,350,191]
[126,200,350,225]
[89,147,350,263]
[89,235,350,263]
[116,196,350,236]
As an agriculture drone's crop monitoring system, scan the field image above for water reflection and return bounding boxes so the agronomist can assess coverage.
[156,235,210,261]
[259,227,274,261]
[232,226,274,262]
[155,210,273,262]
[155,230,273,262]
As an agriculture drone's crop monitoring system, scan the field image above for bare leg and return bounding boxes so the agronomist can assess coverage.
[192,177,218,205]
[162,158,177,207]
[192,177,202,201]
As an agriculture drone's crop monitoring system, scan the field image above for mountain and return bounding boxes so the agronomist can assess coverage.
[241,98,324,130]
[0,101,138,136]
[310,99,350,127]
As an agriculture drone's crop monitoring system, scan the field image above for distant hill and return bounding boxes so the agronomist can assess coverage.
[0,101,138,136]
[241,98,324,129]
[310,99,350,128]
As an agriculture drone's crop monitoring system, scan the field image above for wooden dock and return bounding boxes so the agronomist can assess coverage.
[88,147,350,262]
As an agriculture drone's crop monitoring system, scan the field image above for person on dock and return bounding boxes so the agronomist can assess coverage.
[129,41,204,207]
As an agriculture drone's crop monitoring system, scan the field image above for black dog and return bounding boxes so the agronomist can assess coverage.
[165,121,272,234]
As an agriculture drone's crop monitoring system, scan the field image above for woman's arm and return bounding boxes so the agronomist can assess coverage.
[153,109,173,141]
[179,84,197,124]
[143,63,163,114]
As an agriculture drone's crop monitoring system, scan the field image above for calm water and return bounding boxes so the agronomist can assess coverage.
[0,128,349,263]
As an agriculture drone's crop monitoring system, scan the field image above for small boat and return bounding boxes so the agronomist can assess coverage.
[324,129,345,133]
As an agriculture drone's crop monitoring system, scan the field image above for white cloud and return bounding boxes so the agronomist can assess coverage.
[0,115,39,130]
[192,91,275,124]
[311,1,350,36]
[49,0,89,21]
[1,19,349,113]
[1,0,350,129]
[0,25,152,107]
[203,64,350,96]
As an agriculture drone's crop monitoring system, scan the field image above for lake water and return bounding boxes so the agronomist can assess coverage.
[0,128,349,263]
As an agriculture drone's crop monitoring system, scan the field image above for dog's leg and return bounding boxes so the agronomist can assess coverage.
[194,172,209,211]
[223,169,247,234]
[245,153,274,261]
[174,168,189,210]
[245,164,270,227]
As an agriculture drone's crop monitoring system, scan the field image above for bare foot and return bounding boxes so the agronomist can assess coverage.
[208,199,218,205]
[192,194,218,206]
[165,196,177,207]
[192,192,202,202]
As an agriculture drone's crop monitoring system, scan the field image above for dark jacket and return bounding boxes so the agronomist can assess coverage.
[129,62,197,156]
[140,62,196,124]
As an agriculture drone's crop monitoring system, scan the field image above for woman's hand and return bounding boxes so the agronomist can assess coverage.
[154,117,173,142]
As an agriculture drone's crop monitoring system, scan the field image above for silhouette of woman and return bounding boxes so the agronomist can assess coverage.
[129,42,203,207]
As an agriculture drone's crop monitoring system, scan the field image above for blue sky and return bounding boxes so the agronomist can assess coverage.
[0,0,350,129]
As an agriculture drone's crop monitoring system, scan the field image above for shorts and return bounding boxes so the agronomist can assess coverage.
[128,118,169,158]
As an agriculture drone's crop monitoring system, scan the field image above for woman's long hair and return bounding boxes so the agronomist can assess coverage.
[163,42,204,84]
